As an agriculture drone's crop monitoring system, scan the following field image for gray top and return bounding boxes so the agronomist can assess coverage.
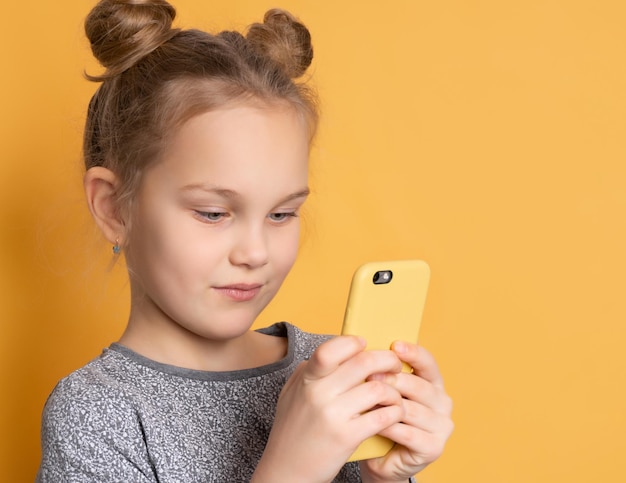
[36,322,361,482]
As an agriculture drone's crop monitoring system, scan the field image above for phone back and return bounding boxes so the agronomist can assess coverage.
[342,260,430,351]
[341,259,430,461]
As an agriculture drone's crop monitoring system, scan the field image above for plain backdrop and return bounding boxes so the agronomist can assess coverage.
[1,1,625,481]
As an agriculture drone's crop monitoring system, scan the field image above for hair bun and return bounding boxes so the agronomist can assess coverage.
[246,9,313,79]
[85,0,178,80]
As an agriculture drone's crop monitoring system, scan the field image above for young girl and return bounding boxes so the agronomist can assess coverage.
[37,1,453,482]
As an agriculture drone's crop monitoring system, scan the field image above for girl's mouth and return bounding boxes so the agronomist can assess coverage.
[213,284,262,302]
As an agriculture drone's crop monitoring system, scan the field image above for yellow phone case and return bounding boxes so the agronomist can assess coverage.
[341,260,430,462]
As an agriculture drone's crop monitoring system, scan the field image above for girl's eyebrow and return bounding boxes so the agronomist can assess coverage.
[280,188,310,203]
[180,184,239,199]
[180,184,310,203]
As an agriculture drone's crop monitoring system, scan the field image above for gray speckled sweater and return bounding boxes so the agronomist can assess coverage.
[36,322,361,482]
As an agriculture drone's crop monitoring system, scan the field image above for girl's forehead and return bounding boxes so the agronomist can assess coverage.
[167,103,309,150]
[145,104,310,193]
[182,108,303,157]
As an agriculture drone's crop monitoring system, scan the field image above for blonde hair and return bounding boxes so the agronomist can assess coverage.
[83,0,317,231]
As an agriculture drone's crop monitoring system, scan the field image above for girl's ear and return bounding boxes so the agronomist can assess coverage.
[83,167,126,244]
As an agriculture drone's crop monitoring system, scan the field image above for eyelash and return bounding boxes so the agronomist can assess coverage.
[268,212,298,223]
[193,211,299,224]
[195,211,228,223]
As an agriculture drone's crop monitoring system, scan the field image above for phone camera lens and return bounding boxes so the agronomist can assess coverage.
[373,270,393,285]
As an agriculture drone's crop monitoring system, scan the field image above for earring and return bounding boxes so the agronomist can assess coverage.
[112,239,121,255]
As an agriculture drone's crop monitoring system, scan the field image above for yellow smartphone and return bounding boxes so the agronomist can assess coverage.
[341,259,430,461]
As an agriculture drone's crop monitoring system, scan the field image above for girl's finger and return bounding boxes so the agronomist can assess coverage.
[303,335,365,380]
[378,422,450,466]
[399,398,454,434]
[391,372,454,415]
[339,378,404,419]
[392,342,446,390]
[330,349,403,389]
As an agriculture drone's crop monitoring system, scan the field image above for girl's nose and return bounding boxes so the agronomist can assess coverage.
[229,224,269,269]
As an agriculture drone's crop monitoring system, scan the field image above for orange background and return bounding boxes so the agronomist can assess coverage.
[1,1,625,481]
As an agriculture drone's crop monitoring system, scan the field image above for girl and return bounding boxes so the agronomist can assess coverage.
[37,1,453,482]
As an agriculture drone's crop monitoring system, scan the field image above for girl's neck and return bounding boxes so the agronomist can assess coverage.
[118,316,287,372]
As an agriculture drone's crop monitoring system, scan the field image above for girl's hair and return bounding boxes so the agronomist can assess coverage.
[83,0,317,234]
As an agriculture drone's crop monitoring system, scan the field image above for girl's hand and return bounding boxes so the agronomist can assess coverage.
[252,336,406,483]
[359,343,454,483]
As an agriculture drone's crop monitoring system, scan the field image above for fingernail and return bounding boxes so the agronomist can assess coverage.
[393,341,407,354]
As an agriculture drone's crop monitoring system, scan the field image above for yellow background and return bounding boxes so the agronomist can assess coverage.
[1,0,625,481]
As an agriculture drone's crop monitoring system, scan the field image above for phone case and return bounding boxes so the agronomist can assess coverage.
[341,259,430,461]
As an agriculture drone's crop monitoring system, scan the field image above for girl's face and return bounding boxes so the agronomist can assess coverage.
[124,103,310,346]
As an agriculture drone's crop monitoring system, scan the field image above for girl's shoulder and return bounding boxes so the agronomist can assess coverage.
[41,348,144,429]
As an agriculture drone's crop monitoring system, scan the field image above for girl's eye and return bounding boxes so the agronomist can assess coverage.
[268,212,298,223]
[195,211,227,223]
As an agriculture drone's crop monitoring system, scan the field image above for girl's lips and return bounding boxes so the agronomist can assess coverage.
[213,284,262,302]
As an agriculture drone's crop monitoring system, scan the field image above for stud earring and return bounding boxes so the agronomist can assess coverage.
[112,239,121,255]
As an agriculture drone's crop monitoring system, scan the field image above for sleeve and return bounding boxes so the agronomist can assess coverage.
[36,377,158,483]
[331,461,361,482]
